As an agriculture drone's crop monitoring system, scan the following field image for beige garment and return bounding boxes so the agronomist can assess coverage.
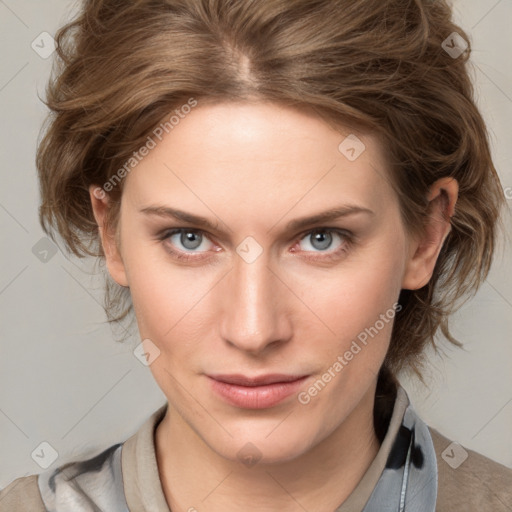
[431,428,512,511]
[1,390,511,511]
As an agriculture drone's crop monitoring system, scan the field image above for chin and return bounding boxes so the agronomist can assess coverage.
[205,421,317,466]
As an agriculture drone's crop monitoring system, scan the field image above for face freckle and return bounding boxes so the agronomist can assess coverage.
[112,101,410,464]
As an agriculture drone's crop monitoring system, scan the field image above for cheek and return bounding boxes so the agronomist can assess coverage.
[296,237,405,332]
[121,239,215,343]
[127,264,214,392]
[296,241,405,419]
[288,232,406,387]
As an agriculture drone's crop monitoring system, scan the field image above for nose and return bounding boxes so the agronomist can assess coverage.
[218,251,292,355]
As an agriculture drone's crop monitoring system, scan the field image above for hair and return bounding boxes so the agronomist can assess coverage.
[37,0,506,380]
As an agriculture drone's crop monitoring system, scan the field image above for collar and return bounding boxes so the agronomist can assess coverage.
[122,385,437,512]
[337,386,438,511]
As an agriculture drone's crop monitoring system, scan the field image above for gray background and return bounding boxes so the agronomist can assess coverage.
[1,0,511,486]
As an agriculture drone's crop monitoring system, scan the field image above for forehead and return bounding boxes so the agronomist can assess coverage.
[123,101,397,222]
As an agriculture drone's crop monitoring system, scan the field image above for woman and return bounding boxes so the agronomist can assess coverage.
[1,0,511,510]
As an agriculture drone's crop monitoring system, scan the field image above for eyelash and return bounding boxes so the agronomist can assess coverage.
[157,227,354,263]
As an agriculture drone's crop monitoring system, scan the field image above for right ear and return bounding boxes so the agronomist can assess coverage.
[89,185,129,287]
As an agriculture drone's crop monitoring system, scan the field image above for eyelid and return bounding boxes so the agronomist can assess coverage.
[295,227,353,243]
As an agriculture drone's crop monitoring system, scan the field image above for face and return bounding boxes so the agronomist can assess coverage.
[94,101,418,463]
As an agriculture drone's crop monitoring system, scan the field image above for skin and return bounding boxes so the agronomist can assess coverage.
[89,101,458,512]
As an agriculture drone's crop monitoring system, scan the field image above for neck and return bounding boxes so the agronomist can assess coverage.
[155,382,383,512]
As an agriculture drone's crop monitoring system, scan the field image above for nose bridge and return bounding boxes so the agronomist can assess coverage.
[219,252,288,353]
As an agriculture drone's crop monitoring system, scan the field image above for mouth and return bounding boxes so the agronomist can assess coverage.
[207,373,310,409]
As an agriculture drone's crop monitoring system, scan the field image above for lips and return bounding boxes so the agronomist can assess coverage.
[207,373,309,409]
[209,374,307,386]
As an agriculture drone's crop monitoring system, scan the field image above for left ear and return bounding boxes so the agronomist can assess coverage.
[402,177,459,290]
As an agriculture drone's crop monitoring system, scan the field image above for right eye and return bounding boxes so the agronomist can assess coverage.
[157,228,221,263]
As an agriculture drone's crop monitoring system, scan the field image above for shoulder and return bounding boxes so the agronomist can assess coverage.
[0,474,46,512]
[1,442,128,512]
[428,427,512,511]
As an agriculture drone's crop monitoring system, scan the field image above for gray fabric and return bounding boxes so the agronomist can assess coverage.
[38,443,129,512]
[361,399,437,511]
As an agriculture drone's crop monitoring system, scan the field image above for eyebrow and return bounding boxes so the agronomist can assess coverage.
[283,205,374,232]
[139,205,221,231]
[139,204,374,233]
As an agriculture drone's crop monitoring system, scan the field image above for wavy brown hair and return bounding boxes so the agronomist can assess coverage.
[37,0,505,378]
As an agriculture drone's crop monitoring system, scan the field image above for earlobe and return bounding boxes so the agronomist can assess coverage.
[88,185,129,288]
[401,177,458,290]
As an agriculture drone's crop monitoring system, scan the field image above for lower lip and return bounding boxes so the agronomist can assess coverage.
[208,376,309,409]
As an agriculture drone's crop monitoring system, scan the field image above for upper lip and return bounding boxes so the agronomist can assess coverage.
[208,374,308,387]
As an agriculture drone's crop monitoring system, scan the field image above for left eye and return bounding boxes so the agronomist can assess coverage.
[298,230,346,252]
[167,229,214,252]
